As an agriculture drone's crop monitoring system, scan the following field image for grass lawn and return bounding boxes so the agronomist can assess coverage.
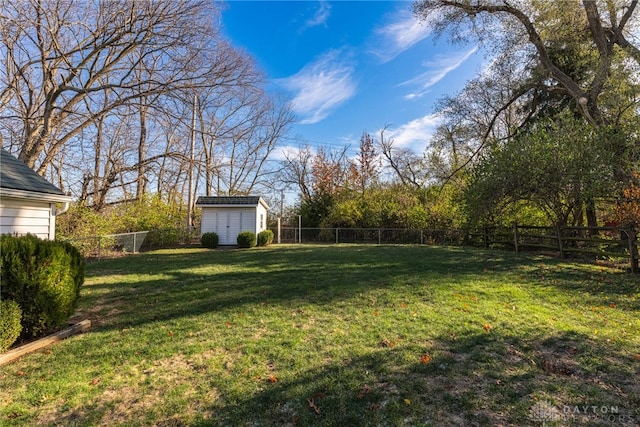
[1,244,639,426]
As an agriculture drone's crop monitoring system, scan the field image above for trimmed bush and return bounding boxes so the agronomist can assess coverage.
[0,299,22,352]
[237,231,256,248]
[1,234,85,339]
[201,232,219,249]
[257,230,274,247]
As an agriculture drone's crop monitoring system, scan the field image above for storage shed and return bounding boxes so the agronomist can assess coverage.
[0,148,72,240]
[196,196,269,246]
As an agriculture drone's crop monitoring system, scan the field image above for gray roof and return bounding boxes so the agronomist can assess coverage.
[1,148,67,197]
[195,196,268,208]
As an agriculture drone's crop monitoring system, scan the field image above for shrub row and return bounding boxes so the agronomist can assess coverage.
[200,230,274,249]
[0,234,85,349]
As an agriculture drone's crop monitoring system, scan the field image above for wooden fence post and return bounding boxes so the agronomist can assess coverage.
[627,224,638,273]
[513,223,520,253]
[483,226,489,248]
[556,223,565,259]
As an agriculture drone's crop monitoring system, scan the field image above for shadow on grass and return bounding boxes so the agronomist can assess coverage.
[80,246,504,329]
[80,245,639,333]
[522,262,640,312]
[175,329,638,427]
[11,246,638,426]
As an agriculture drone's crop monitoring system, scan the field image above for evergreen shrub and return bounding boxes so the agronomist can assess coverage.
[257,230,274,247]
[237,231,256,248]
[0,234,85,339]
[0,300,22,352]
[201,232,219,249]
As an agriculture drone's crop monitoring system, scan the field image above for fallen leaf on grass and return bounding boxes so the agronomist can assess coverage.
[483,323,493,332]
[90,378,101,386]
[634,355,640,361]
[358,384,372,399]
[267,375,278,383]
[420,354,431,364]
[404,399,411,405]
[16,371,26,377]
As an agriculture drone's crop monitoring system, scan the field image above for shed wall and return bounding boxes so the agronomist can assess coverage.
[201,207,258,245]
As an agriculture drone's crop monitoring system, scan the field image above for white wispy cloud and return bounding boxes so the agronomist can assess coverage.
[370,9,433,63]
[385,113,442,152]
[277,49,357,125]
[303,1,332,29]
[401,47,478,100]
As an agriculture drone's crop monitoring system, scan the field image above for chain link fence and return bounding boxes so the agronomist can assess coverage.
[65,227,200,259]
[272,227,467,246]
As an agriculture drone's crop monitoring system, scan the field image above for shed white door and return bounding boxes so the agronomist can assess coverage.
[218,210,242,245]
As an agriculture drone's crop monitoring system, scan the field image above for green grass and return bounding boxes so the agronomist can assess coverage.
[1,244,639,426]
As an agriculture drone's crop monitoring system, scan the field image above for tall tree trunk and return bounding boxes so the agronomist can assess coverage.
[93,118,103,208]
[137,101,147,200]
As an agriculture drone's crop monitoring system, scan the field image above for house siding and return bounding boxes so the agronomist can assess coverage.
[0,198,55,240]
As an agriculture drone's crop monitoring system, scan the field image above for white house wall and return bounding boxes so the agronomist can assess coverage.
[0,198,55,239]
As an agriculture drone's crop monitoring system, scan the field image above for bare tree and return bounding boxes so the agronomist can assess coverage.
[218,94,293,195]
[378,126,429,189]
[413,0,640,127]
[0,0,229,173]
[280,145,315,202]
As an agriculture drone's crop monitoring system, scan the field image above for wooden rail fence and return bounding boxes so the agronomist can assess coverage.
[468,224,638,273]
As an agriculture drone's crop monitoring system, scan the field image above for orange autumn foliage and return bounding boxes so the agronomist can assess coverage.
[614,172,640,226]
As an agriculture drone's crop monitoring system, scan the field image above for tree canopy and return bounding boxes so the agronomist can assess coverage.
[412,0,640,226]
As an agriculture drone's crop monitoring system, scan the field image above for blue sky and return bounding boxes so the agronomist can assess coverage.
[220,1,483,158]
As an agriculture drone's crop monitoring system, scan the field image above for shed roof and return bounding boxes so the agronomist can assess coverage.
[195,196,269,209]
[0,148,70,201]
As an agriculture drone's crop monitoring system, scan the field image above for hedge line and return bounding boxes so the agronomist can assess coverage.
[0,234,85,349]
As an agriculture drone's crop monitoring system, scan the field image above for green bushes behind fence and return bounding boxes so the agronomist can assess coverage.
[0,234,85,341]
